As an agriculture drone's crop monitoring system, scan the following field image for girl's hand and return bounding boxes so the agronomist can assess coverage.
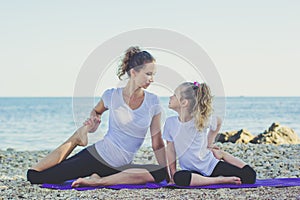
[211,149,225,160]
[207,144,220,150]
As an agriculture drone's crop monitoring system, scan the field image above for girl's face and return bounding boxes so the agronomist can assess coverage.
[132,62,156,89]
[168,87,181,111]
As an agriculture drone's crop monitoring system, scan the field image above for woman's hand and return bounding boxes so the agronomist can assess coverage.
[83,116,101,133]
[168,178,175,185]
[90,109,101,119]
[83,109,102,133]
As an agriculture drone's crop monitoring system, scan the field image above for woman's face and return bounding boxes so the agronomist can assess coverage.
[133,62,156,89]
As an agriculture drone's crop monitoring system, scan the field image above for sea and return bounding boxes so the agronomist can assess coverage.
[0,97,299,151]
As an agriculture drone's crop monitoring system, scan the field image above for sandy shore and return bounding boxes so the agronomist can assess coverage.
[0,143,299,199]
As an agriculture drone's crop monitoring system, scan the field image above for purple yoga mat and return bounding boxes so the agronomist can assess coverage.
[41,178,300,191]
[168,178,300,189]
[41,180,167,191]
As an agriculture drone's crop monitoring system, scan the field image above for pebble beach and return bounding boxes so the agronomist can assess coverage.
[0,143,299,199]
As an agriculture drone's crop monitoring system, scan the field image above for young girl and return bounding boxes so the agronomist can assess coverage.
[163,82,256,186]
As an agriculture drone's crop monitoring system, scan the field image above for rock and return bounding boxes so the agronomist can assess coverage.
[216,123,300,145]
[216,129,255,144]
[250,123,300,145]
[6,148,14,152]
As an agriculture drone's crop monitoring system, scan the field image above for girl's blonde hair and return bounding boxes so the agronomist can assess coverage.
[117,46,155,80]
[179,82,213,132]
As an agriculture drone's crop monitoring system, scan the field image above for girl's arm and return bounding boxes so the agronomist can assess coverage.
[166,141,176,183]
[207,116,222,149]
[85,99,108,133]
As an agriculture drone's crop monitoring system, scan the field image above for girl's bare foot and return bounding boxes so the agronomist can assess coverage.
[190,174,242,186]
[72,173,102,187]
[220,176,242,185]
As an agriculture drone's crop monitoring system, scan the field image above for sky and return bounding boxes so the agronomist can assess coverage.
[0,0,299,97]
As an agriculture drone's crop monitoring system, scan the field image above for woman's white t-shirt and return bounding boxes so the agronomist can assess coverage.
[95,88,161,167]
[163,116,219,176]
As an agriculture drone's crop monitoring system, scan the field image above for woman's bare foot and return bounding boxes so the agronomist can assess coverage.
[71,126,89,146]
[72,173,102,187]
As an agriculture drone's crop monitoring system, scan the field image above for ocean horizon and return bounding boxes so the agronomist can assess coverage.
[0,96,299,151]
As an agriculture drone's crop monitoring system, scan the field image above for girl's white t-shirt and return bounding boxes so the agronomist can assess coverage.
[95,88,161,167]
[163,116,219,176]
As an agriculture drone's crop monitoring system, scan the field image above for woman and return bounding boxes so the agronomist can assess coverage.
[27,46,167,187]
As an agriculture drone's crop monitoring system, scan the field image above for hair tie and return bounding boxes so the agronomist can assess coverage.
[193,81,200,87]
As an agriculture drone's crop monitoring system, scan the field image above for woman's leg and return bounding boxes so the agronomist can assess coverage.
[72,168,154,187]
[173,170,241,186]
[27,146,108,184]
[31,126,89,172]
[71,164,167,187]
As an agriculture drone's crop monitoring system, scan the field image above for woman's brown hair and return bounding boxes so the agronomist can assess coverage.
[117,46,155,80]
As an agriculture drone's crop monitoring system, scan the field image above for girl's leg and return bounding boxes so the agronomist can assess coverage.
[211,161,256,184]
[173,170,241,186]
[212,149,246,168]
[190,174,241,186]
[31,126,89,172]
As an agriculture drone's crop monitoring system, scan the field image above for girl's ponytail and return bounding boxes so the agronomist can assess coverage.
[178,82,213,132]
[193,83,213,131]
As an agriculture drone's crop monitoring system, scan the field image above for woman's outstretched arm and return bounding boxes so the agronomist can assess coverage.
[150,113,167,167]
[86,99,108,133]
[166,141,176,183]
